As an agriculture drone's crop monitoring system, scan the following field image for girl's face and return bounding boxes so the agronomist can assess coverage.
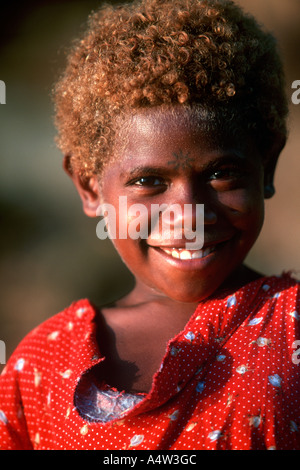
[97,107,266,303]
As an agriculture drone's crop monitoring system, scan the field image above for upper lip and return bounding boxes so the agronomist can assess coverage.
[147,237,233,250]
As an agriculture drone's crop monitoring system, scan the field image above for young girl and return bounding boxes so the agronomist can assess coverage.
[1,0,299,450]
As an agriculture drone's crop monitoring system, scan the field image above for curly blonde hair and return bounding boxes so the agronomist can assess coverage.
[53,0,288,177]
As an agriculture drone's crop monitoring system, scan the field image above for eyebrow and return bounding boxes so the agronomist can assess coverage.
[121,151,255,179]
[201,152,256,172]
[121,166,171,180]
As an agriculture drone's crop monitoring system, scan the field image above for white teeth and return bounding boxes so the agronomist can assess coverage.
[161,246,215,260]
[179,250,192,260]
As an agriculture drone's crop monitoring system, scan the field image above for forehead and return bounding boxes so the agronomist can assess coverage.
[118,106,218,145]
[113,105,253,160]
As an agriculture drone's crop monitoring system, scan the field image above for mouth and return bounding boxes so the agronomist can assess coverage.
[146,236,233,271]
[160,245,216,260]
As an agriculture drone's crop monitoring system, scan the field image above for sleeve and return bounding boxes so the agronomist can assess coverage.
[0,351,33,450]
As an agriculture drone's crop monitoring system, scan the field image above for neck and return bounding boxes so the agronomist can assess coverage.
[116,264,263,312]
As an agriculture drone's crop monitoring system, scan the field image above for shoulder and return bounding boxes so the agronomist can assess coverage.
[233,273,300,333]
[263,272,299,301]
[27,298,97,341]
[246,271,298,296]
[2,299,98,377]
[0,299,99,449]
[257,273,300,334]
[258,272,299,311]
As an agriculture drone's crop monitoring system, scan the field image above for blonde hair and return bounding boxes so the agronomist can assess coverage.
[54,0,288,177]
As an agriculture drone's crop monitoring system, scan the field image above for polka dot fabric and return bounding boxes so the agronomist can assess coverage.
[1,274,299,450]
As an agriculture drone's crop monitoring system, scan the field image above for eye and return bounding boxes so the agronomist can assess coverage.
[208,165,246,190]
[131,176,167,187]
[209,166,243,181]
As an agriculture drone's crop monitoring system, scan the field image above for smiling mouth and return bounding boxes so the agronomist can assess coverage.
[159,245,217,260]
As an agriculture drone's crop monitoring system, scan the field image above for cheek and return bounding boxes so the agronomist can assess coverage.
[115,202,151,240]
[107,205,150,265]
[216,188,265,230]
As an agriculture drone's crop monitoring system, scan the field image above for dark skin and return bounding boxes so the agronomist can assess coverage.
[65,106,279,394]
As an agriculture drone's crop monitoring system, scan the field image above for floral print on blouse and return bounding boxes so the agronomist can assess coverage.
[0,273,299,450]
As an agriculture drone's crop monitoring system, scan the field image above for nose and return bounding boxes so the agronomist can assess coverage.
[148,181,217,249]
[170,180,217,228]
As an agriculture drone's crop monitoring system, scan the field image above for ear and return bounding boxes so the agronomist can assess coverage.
[263,134,286,199]
[63,155,101,217]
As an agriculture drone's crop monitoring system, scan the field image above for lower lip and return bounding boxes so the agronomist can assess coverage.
[149,242,228,271]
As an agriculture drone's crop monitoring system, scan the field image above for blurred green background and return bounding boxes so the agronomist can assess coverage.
[0,0,300,371]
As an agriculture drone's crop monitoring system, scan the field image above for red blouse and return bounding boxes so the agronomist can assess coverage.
[0,273,299,450]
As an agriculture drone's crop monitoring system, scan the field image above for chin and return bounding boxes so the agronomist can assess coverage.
[158,281,221,304]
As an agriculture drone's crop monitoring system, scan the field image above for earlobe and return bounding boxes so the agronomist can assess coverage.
[264,184,275,199]
[263,160,276,199]
[63,155,102,217]
[263,134,286,200]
